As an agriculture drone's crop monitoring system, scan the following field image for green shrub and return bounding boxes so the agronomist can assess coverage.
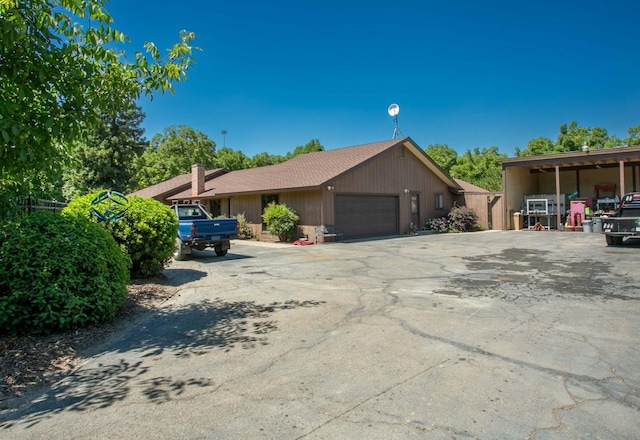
[64,191,178,278]
[447,205,479,232]
[425,216,449,232]
[0,212,129,335]
[261,202,299,242]
[235,212,254,240]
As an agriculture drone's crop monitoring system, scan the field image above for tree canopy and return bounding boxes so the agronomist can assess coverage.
[0,0,198,191]
[449,146,506,192]
[515,121,632,156]
[424,144,457,174]
[133,125,216,188]
[285,139,324,160]
[62,104,147,199]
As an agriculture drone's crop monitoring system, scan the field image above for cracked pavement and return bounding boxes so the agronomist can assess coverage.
[1,231,639,439]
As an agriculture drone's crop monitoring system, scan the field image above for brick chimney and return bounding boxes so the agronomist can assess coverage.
[191,164,205,196]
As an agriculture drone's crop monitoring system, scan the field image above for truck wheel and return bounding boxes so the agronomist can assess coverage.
[174,238,188,261]
[606,235,614,246]
[215,247,228,257]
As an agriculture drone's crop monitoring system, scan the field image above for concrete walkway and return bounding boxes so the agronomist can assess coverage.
[1,231,639,439]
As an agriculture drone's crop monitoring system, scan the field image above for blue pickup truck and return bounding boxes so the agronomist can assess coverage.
[171,203,238,260]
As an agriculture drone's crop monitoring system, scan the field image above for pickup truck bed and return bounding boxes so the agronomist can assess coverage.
[172,203,238,260]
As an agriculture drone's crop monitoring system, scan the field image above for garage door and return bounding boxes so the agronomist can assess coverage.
[335,195,399,239]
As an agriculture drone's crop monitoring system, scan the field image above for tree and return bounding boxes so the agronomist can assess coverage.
[424,144,458,174]
[556,122,590,152]
[214,147,251,170]
[0,0,198,190]
[133,125,216,188]
[285,139,324,160]
[250,152,286,167]
[625,125,640,147]
[62,104,147,199]
[450,147,506,192]
[515,137,557,157]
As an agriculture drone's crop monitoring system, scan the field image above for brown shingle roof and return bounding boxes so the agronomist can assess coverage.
[171,139,410,199]
[454,179,495,193]
[129,168,226,200]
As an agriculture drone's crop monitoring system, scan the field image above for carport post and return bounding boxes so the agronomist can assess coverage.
[619,160,626,196]
[555,165,561,230]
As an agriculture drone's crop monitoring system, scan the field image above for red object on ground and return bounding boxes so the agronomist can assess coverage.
[293,239,314,246]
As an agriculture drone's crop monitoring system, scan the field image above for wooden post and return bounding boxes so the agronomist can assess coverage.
[555,165,561,230]
[619,160,626,196]
[502,167,508,229]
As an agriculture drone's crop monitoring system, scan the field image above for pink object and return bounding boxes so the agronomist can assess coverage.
[569,199,591,226]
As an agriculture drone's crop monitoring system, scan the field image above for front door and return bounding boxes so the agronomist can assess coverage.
[411,193,420,227]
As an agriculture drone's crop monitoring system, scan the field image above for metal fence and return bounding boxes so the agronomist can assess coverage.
[15,194,67,215]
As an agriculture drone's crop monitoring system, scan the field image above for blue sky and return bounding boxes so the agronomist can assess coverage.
[107,0,639,157]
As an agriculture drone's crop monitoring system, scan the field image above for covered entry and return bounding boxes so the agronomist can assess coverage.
[335,195,399,239]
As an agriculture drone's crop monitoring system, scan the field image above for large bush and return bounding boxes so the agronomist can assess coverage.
[261,202,299,242]
[64,191,178,278]
[0,212,129,335]
[447,205,479,232]
[425,206,479,233]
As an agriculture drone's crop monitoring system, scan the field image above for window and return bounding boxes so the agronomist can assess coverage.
[411,194,419,215]
[411,194,420,226]
[435,193,444,209]
[209,199,222,217]
[262,194,279,210]
[261,194,279,230]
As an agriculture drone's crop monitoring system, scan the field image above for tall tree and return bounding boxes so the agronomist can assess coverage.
[0,0,198,192]
[62,104,147,199]
[133,125,216,188]
[424,144,458,174]
[450,147,506,192]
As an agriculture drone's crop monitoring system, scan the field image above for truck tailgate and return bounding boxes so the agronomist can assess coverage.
[603,218,640,233]
[189,219,237,238]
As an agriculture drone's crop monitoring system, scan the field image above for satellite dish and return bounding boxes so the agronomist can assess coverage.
[387,103,403,139]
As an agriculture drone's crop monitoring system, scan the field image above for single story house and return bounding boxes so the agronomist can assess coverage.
[131,138,501,239]
[501,145,640,230]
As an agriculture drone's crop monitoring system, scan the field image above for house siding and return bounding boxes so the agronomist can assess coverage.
[333,145,455,230]
[462,193,504,230]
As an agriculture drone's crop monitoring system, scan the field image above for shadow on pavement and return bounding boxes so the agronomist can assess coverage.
[160,268,209,286]
[184,249,254,262]
[0,298,325,429]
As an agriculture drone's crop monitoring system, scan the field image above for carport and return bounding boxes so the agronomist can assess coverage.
[501,145,640,230]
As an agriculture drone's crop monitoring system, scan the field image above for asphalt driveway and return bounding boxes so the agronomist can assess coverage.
[1,231,639,439]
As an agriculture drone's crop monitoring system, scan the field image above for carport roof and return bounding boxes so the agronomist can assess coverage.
[501,145,640,172]
[170,138,460,199]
